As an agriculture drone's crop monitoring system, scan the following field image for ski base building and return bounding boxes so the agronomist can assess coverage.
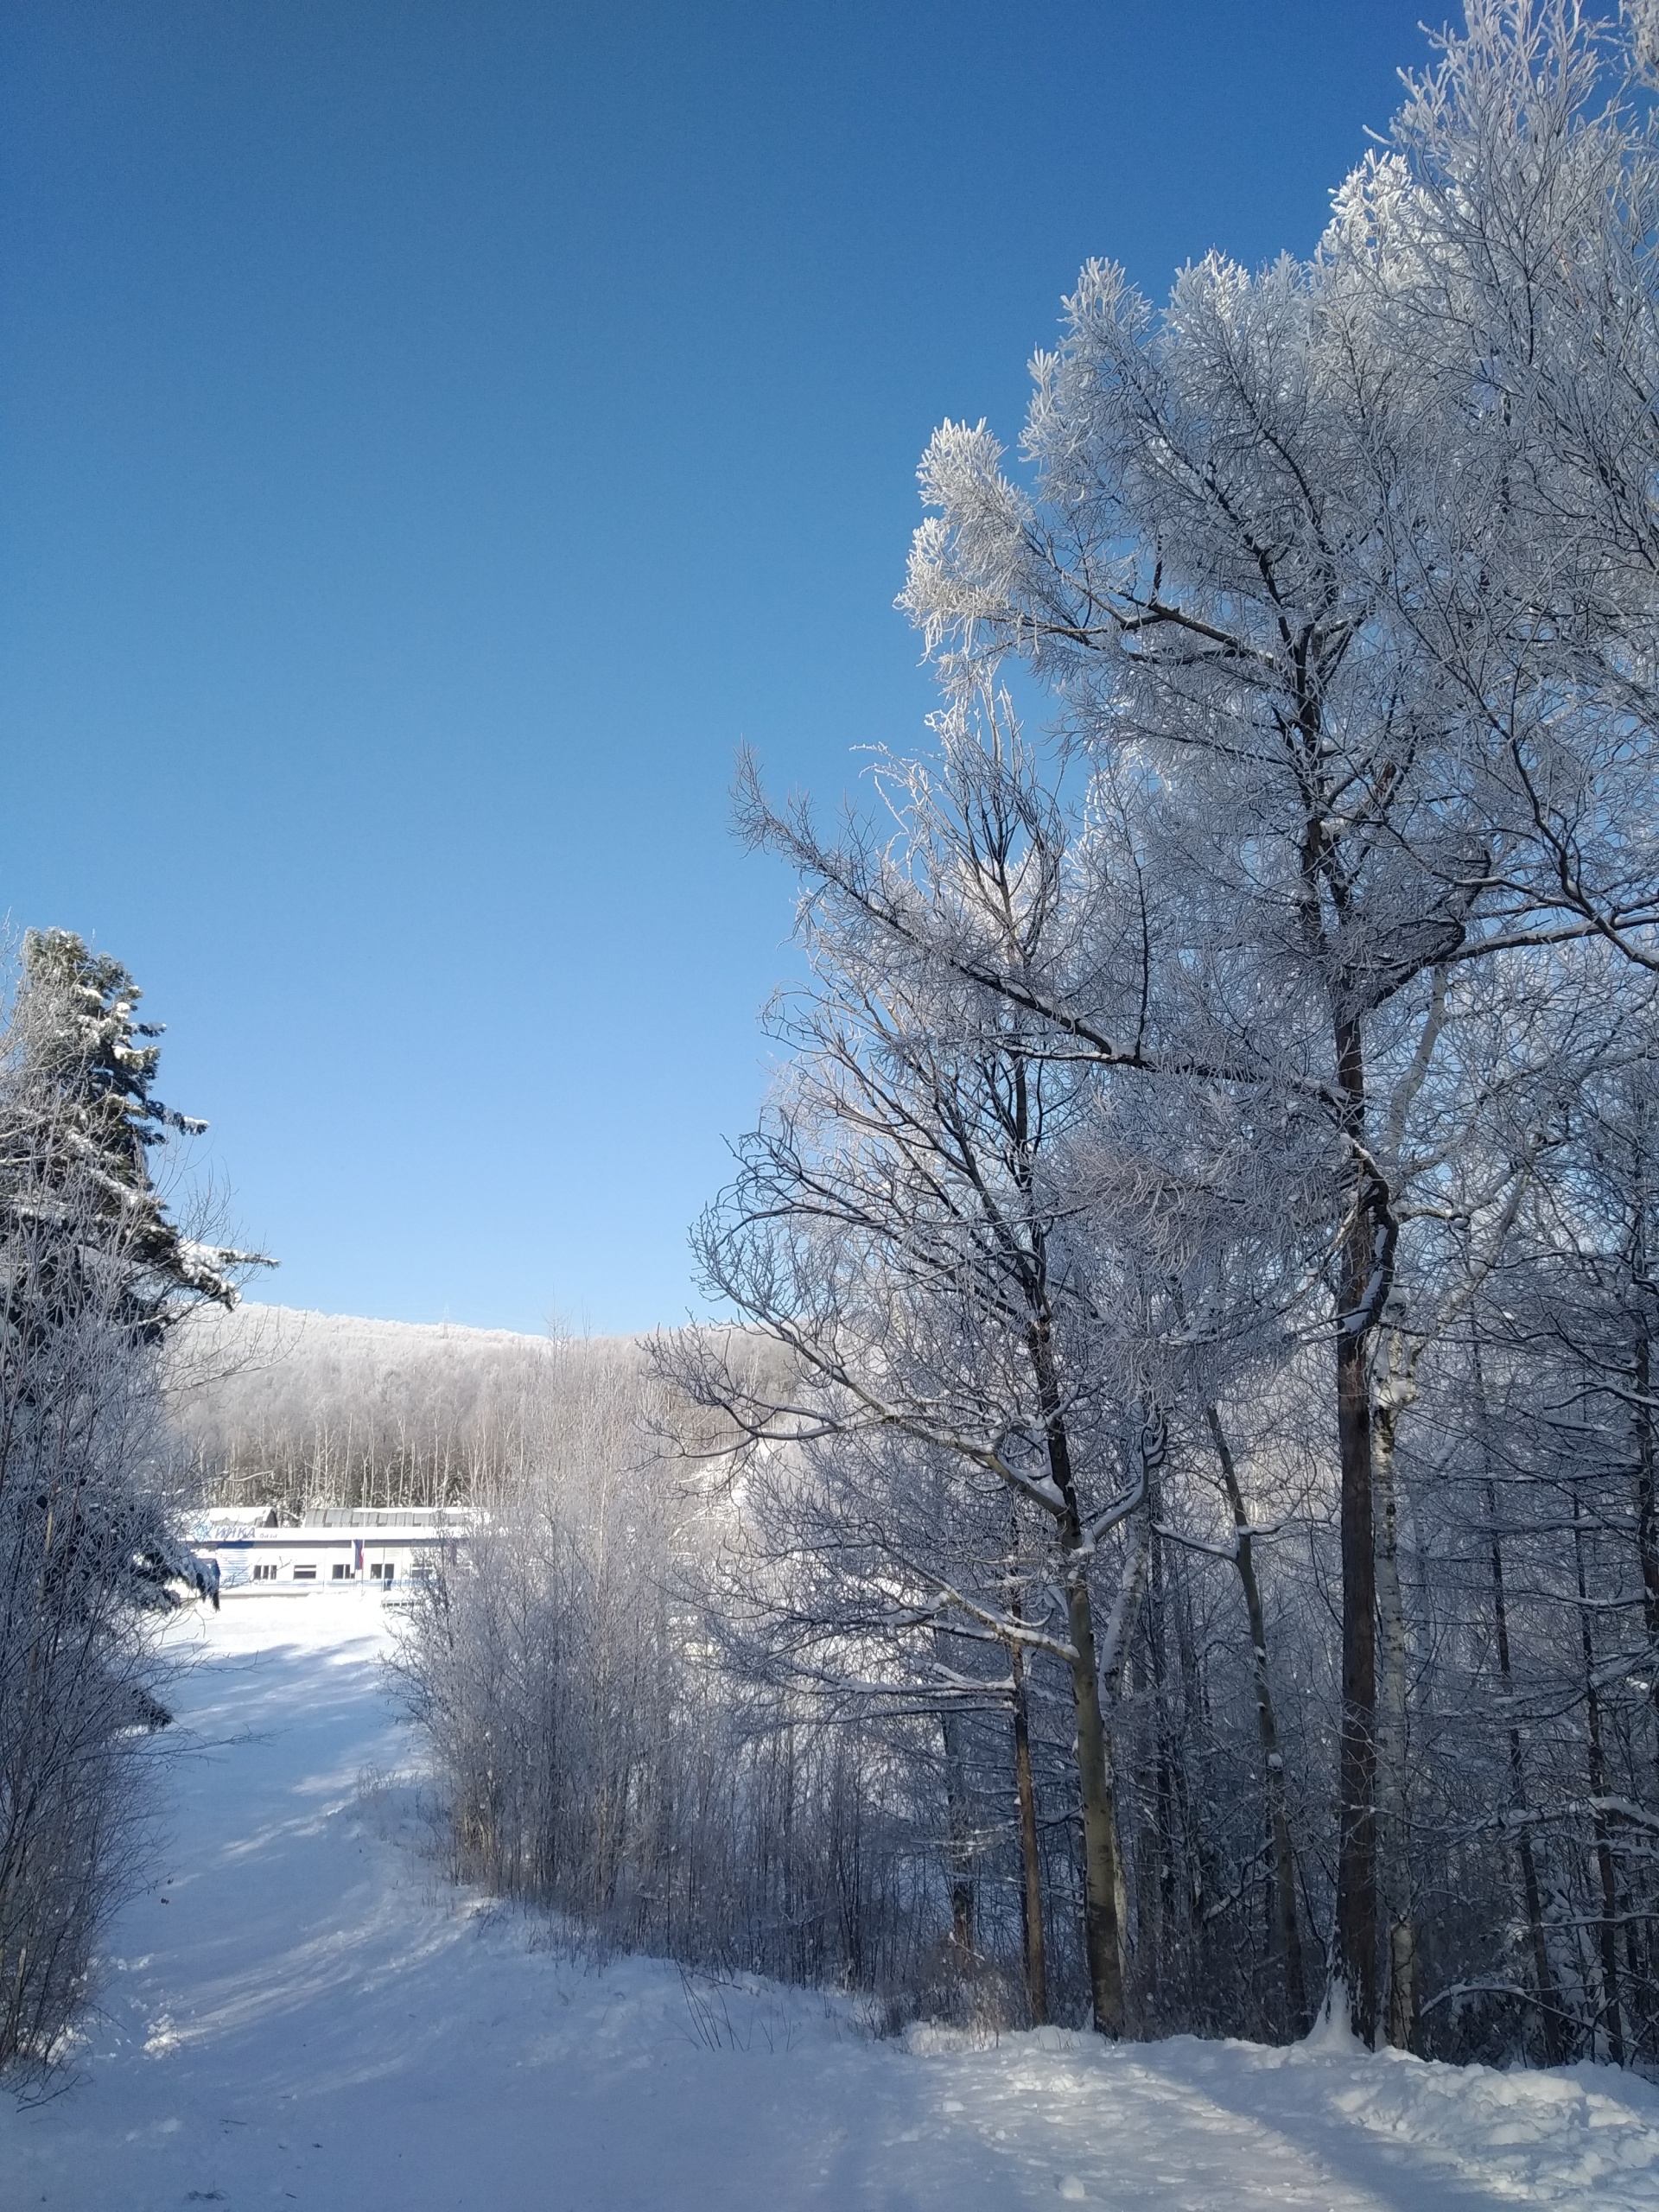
[188,1504,474,1594]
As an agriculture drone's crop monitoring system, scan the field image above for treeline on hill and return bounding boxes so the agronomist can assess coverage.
[381,4,1659,2070]
[170,1305,588,1514]
[0,931,246,2073]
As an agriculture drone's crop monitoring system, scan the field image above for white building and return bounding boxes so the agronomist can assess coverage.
[188,1504,474,1594]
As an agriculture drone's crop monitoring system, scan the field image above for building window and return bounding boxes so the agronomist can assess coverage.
[370,1561,394,1582]
[332,1562,352,1580]
[292,1565,316,1581]
[252,1562,277,1581]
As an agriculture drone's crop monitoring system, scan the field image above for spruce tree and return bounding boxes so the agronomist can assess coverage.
[8,929,265,1340]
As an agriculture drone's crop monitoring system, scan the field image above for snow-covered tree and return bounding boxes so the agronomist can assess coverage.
[11,930,263,1333]
[893,0,1659,2045]
[665,702,1314,2034]
[1,935,260,2071]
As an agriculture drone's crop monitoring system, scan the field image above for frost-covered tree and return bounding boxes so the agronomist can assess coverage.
[667,702,1310,2035]
[0,935,258,2072]
[893,0,1659,2044]
[1341,3,1659,982]
[13,930,261,1332]
[394,1336,939,2001]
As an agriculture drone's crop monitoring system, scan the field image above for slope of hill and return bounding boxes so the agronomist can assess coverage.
[166,1301,649,1510]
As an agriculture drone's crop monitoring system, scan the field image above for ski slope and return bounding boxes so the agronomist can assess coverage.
[6,1593,1659,2211]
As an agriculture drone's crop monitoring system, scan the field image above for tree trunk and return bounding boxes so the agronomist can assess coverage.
[1066,1577,1128,2035]
[935,1635,976,1961]
[1490,1489,1566,2060]
[1573,1486,1624,2063]
[1143,1529,1179,1999]
[1206,1406,1308,2035]
[1027,1320,1135,2036]
[1637,1316,1659,1722]
[1010,1641,1048,2025]
[1168,1544,1214,1940]
[1630,1121,1659,1791]
[1373,1377,1420,2052]
[1333,1016,1380,2044]
[1476,1346,1566,2066]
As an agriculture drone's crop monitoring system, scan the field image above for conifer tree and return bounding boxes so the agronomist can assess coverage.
[6,929,265,1342]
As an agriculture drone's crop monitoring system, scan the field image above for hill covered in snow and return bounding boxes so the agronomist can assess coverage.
[165,1301,652,1513]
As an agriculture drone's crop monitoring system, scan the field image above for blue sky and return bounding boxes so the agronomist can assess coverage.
[2,0,1439,1333]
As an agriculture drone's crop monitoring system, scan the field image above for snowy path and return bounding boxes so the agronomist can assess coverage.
[6,1595,1659,2210]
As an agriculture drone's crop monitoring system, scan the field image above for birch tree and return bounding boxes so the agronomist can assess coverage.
[891,7,1659,2033]
[667,708,1190,2031]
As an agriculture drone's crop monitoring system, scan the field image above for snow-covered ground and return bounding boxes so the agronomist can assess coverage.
[6,1594,1659,2210]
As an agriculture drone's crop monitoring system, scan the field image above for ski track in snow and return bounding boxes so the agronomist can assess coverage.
[5,1595,1659,2210]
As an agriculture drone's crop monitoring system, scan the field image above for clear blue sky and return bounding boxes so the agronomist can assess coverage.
[1,0,1440,1333]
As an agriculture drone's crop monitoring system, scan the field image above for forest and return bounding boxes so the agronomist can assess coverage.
[9,0,1659,2083]
[397,0,1659,2069]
